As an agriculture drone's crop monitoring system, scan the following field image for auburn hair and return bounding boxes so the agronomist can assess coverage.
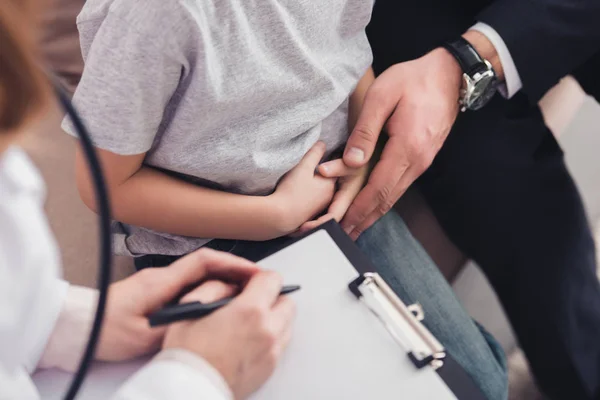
[0,0,48,133]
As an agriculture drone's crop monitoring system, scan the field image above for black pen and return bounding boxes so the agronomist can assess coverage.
[148,285,301,327]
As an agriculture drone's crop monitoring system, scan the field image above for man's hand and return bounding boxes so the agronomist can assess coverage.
[340,30,504,240]
[96,249,260,362]
[340,47,463,239]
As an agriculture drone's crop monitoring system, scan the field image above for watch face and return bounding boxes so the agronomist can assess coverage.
[467,71,497,110]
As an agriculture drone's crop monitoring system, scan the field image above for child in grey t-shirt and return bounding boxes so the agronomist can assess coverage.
[61,4,511,396]
[64,0,375,261]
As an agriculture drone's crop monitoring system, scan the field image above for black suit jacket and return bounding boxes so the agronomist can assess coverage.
[367,5,600,398]
[573,53,600,102]
[367,0,600,103]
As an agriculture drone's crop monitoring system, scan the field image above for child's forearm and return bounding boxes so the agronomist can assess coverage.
[79,162,287,242]
[348,67,376,130]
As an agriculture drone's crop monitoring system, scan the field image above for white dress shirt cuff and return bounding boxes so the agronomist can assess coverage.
[115,349,233,400]
[470,22,523,98]
[37,284,98,372]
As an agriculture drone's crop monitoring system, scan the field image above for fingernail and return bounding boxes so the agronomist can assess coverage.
[344,225,355,235]
[346,147,365,163]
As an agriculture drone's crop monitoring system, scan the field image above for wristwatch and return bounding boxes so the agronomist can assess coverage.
[442,37,498,112]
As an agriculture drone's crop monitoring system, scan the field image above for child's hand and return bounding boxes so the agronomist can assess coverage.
[269,141,336,235]
[296,159,368,234]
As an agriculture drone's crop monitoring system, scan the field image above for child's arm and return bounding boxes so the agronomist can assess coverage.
[75,142,335,241]
[66,10,335,242]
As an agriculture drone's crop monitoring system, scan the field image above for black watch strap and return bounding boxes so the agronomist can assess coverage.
[442,38,486,75]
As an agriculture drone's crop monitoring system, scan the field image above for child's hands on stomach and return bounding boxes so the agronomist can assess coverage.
[296,159,368,236]
[268,141,336,235]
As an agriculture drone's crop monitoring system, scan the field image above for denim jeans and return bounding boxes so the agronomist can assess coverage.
[135,210,508,399]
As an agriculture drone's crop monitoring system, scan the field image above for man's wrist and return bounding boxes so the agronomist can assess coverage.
[462,30,504,81]
[432,47,464,99]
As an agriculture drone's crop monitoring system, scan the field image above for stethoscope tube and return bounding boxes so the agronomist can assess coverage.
[54,85,113,400]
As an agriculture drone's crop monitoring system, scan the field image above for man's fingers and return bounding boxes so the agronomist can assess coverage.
[343,107,427,235]
[340,142,409,232]
[340,163,403,233]
[344,176,404,238]
[236,270,283,309]
[348,165,420,240]
[327,183,359,221]
[318,159,354,178]
[343,101,419,232]
[180,280,238,304]
[299,141,327,171]
[348,209,382,241]
[346,103,418,230]
[339,184,378,234]
[344,84,397,168]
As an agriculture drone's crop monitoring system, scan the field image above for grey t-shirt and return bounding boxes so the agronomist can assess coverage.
[63,0,374,256]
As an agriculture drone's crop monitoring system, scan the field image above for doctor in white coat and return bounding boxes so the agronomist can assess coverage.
[0,2,295,399]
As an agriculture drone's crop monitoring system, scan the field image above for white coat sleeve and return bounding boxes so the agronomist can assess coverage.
[38,287,234,400]
[113,349,234,400]
[37,285,97,372]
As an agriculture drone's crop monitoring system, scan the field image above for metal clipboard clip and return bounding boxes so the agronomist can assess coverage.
[349,273,446,370]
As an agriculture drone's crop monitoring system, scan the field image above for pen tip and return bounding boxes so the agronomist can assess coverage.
[283,284,301,293]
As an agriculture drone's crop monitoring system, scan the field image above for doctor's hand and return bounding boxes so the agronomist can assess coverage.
[164,270,296,400]
[95,248,260,362]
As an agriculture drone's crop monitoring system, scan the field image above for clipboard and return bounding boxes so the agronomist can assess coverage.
[33,220,488,400]
[253,220,486,400]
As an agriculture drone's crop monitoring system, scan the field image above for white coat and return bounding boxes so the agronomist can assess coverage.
[0,146,231,399]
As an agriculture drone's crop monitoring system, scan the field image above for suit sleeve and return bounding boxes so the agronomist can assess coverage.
[477,0,600,102]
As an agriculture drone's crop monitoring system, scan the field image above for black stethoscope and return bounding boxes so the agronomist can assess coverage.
[55,85,112,400]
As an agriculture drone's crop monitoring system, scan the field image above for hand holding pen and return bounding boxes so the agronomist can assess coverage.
[149,284,300,326]
[162,261,298,399]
